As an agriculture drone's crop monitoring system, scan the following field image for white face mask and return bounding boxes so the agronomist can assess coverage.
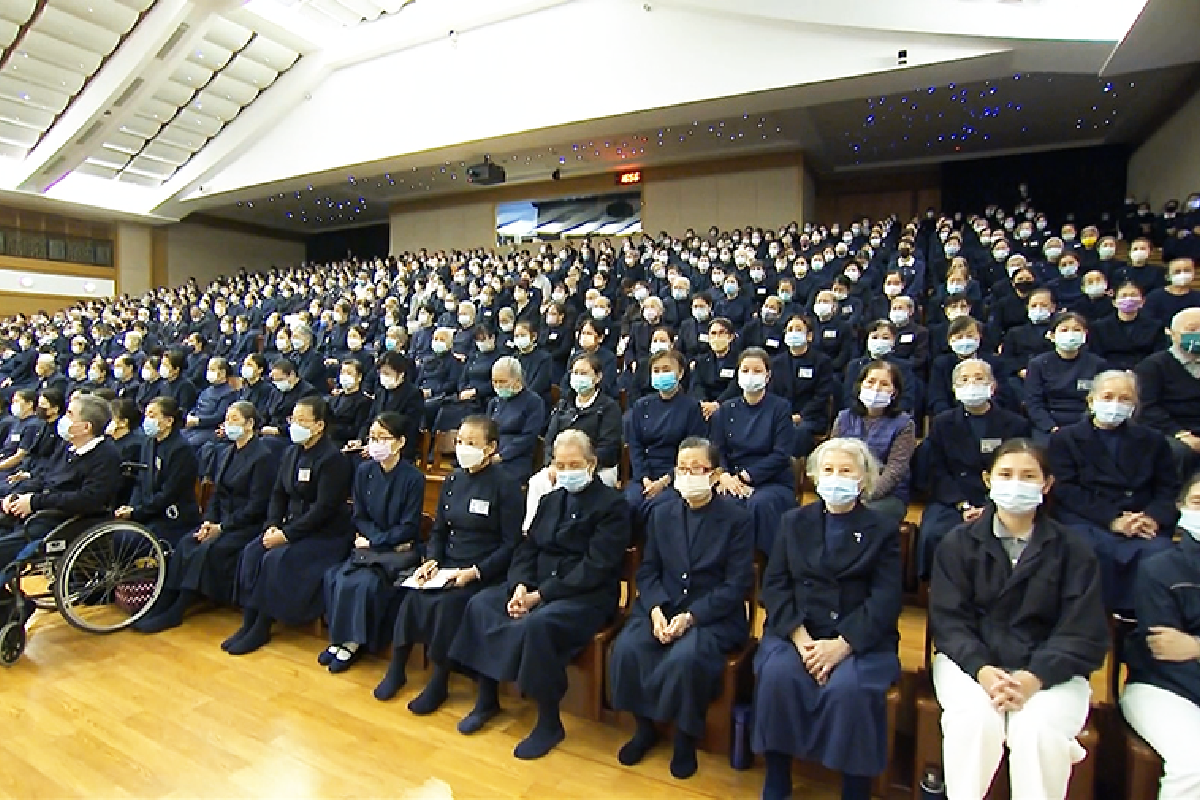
[456,444,486,469]
[674,472,713,503]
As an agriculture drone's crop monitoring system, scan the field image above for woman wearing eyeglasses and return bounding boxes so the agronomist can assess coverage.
[608,436,754,780]
[319,412,425,674]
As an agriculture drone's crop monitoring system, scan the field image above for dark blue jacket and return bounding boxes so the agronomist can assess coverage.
[26,437,123,516]
[351,458,424,551]
[130,429,201,537]
[190,384,237,430]
[762,501,901,652]
[486,389,546,485]
[1048,419,1180,531]
[925,405,1031,509]
[768,347,835,432]
[637,491,754,646]
[1089,312,1166,371]
[428,463,521,583]
[709,393,795,489]
[626,391,708,484]
[1024,350,1108,433]
[1127,534,1200,707]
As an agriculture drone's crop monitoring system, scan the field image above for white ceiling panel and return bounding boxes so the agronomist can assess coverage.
[126,154,175,177]
[0,76,70,112]
[171,60,214,87]
[5,55,88,95]
[0,120,40,149]
[103,129,144,153]
[208,74,259,105]
[188,39,234,71]
[0,140,27,160]
[174,108,222,136]
[116,170,162,186]
[0,0,36,26]
[141,139,191,165]
[0,19,21,48]
[0,98,56,130]
[88,149,131,170]
[156,121,207,151]
[306,0,363,28]
[152,79,194,107]
[205,16,254,52]
[134,97,178,122]
[21,31,105,74]
[241,37,298,71]
[221,54,278,88]
[37,7,123,54]
[191,91,240,120]
[118,117,160,139]
[114,0,154,12]
[53,0,141,33]
[74,160,120,179]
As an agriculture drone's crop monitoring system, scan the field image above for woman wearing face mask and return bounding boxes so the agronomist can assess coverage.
[114,396,201,548]
[742,295,788,358]
[134,355,168,411]
[182,357,235,455]
[677,295,714,360]
[1073,269,1114,322]
[1024,312,1109,443]
[416,327,463,432]
[559,319,617,400]
[0,390,41,484]
[1089,282,1165,370]
[224,396,354,655]
[449,429,630,760]
[525,354,622,529]
[134,402,273,633]
[929,260,983,325]
[1114,238,1167,297]
[609,436,754,780]
[752,437,901,800]
[236,353,272,412]
[690,318,743,421]
[1047,370,1179,613]
[107,398,145,507]
[327,359,373,448]
[769,315,835,458]
[624,349,707,528]
[65,357,90,398]
[1048,251,1084,310]
[993,263,1041,335]
[320,412,425,675]
[709,348,797,554]
[831,360,915,528]
[433,322,502,433]
[930,439,1107,800]
[376,415,519,705]
[841,321,918,415]
[510,320,554,407]
[1145,257,1200,327]
[485,356,546,486]
[1120,472,1200,800]
[540,301,575,374]
[1000,287,1057,397]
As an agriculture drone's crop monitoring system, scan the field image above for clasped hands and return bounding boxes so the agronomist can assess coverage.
[507,584,542,618]
[977,666,1041,712]
[641,475,671,499]
[194,521,222,543]
[1,493,34,518]
[651,606,693,644]
[262,526,289,549]
[716,470,754,499]
[1111,512,1159,539]
[791,628,851,686]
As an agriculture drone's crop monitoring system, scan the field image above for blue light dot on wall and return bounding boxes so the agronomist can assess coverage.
[928,87,935,94]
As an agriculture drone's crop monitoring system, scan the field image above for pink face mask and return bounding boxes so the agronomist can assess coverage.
[367,441,394,462]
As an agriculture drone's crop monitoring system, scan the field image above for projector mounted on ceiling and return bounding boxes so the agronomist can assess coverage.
[466,157,506,186]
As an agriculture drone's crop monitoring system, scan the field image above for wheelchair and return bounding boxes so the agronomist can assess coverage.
[0,509,168,665]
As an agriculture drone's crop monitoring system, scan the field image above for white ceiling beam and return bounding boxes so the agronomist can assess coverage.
[16,0,243,193]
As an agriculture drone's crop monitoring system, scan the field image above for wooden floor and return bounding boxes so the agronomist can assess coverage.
[4,606,855,800]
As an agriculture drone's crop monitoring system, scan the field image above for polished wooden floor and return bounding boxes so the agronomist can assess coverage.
[7,605,872,800]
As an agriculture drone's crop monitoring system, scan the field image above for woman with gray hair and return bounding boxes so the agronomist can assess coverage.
[752,437,902,800]
[1047,369,1180,612]
[485,356,546,486]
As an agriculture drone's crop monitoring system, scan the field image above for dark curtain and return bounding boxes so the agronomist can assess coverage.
[941,144,1130,228]
[305,224,390,264]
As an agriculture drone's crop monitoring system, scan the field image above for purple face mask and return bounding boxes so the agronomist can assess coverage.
[1115,297,1142,314]
[367,441,394,462]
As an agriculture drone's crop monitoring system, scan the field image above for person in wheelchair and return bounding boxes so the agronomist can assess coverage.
[113,396,200,548]
[0,395,122,611]
[134,402,274,634]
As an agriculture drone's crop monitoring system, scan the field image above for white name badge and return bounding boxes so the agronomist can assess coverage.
[756,287,767,295]
[8,433,18,442]
[297,468,311,482]
[155,457,162,472]
[797,367,814,379]
[899,333,915,343]
[720,368,735,379]
[765,338,780,349]
[980,438,1002,454]
[842,305,853,315]
[548,332,559,341]
[823,330,837,339]
[469,498,490,516]
[698,334,710,343]
[1076,379,1093,391]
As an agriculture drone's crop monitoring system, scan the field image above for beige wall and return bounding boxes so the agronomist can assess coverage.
[116,222,152,297]
[1129,85,1200,206]
[641,163,805,234]
[389,201,495,255]
[165,222,306,287]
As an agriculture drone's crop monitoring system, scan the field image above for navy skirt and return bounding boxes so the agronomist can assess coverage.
[392,582,486,664]
[323,559,399,651]
[751,634,899,777]
[236,535,350,626]
[448,584,615,703]
[169,525,258,605]
[608,613,734,738]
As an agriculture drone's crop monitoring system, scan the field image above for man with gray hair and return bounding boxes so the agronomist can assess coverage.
[486,356,545,485]
[288,321,327,390]
[1135,307,1200,478]
[917,358,1031,580]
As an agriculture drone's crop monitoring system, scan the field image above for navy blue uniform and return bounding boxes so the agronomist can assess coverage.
[486,389,547,486]
[129,429,201,546]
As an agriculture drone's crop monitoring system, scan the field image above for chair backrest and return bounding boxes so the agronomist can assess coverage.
[419,512,433,542]
[1110,612,1138,701]
[430,429,458,473]
[549,383,561,408]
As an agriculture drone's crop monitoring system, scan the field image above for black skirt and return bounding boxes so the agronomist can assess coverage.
[323,560,399,651]
[392,582,485,664]
[169,526,258,606]
[235,535,350,626]
[448,584,615,703]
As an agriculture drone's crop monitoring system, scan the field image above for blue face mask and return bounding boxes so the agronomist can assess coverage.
[384,338,399,351]
[816,474,860,506]
[650,371,679,393]
[289,421,312,444]
[494,386,516,400]
[142,417,160,438]
[1181,332,1200,354]
[557,468,592,493]
[223,423,245,441]
[784,331,807,348]
[273,379,292,393]
[989,479,1043,513]
[569,374,594,395]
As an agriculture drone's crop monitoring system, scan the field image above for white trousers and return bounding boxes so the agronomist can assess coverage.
[1121,682,1200,800]
[932,653,1090,800]
[522,466,619,531]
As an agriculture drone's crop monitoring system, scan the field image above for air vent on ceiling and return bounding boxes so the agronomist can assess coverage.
[112,78,144,107]
[75,121,105,146]
[41,156,67,178]
[155,23,190,60]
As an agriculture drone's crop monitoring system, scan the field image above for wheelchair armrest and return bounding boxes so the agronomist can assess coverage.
[25,509,75,528]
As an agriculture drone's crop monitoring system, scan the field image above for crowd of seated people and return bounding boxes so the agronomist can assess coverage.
[0,189,1199,797]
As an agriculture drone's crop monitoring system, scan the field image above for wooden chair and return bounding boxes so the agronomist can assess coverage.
[427,429,458,474]
[564,545,640,722]
[194,478,215,515]
[1110,614,1163,800]
[912,624,1098,800]
[701,557,762,756]
[791,456,808,502]
[619,444,632,489]
[549,384,561,408]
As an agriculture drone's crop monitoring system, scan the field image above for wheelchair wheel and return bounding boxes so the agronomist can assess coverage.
[0,622,24,665]
[54,521,165,634]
